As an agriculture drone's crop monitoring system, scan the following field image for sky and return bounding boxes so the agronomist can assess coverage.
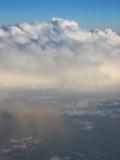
[0,2,120,159]
[0,0,120,96]
[0,0,120,31]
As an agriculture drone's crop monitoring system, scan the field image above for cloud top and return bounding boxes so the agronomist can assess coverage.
[0,17,120,91]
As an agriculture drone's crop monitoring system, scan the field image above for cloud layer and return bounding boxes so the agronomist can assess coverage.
[0,17,120,91]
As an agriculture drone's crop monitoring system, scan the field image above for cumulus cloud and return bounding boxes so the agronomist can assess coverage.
[0,17,120,91]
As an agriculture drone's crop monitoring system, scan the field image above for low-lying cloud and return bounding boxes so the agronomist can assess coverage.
[0,17,120,91]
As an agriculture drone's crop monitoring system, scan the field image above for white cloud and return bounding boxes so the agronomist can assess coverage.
[50,156,62,160]
[0,17,120,91]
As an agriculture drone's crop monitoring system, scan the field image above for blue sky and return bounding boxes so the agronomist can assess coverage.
[0,0,120,31]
